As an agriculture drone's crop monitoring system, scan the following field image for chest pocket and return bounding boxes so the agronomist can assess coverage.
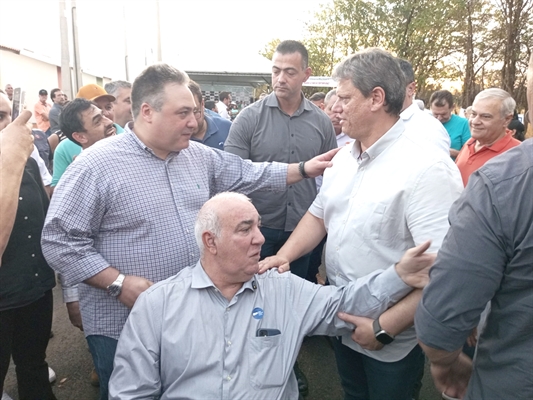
[248,334,286,389]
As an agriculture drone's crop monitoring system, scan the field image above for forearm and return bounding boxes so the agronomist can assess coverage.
[84,266,121,290]
[286,163,304,185]
[0,157,26,259]
[420,341,462,367]
[277,211,326,261]
[379,289,422,336]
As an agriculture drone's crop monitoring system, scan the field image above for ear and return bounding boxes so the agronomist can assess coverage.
[140,102,154,123]
[303,66,312,82]
[369,87,386,111]
[72,132,88,145]
[203,231,218,255]
[406,82,416,98]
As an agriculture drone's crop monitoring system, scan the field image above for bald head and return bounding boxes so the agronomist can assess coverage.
[195,192,254,253]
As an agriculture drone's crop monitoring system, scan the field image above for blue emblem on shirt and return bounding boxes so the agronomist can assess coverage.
[252,307,264,319]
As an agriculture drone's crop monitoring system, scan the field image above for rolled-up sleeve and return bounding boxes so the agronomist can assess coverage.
[41,158,111,285]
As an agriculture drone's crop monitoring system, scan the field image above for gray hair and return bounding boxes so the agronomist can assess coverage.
[474,88,516,118]
[195,192,252,254]
[104,80,131,98]
[325,89,336,105]
[333,48,405,115]
[131,63,189,119]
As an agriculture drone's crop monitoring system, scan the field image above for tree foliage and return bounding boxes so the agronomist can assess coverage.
[261,0,533,111]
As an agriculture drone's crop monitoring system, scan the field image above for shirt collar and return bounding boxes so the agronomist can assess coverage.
[399,102,418,121]
[469,131,516,153]
[125,122,180,160]
[190,260,257,293]
[352,118,404,162]
[264,92,311,116]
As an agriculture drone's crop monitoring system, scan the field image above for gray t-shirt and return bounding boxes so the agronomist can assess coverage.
[415,139,533,399]
[225,93,336,231]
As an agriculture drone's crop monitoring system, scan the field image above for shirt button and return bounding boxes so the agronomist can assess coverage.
[28,235,32,239]
[226,376,232,381]
[35,273,39,277]
[336,246,339,251]
[24,216,28,220]
[32,254,35,257]
[291,151,294,154]
[19,197,23,200]
[288,202,292,206]
[226,307,230,312]
[227,340,232,346]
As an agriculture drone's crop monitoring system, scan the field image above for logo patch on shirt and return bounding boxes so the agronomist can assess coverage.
[252,307,264,319]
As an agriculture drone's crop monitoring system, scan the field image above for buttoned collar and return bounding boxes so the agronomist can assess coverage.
[467,131,516,153]
[191,261,257,293]
[125,122,180,160]
[351,118,405,163]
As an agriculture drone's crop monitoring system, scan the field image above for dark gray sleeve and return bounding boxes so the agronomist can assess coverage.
[49,108,60,133]
[224,108,255,160]
[415,171,507,351]
[321,119,337,153]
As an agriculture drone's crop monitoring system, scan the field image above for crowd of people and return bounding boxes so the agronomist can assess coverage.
[0,41,531,400]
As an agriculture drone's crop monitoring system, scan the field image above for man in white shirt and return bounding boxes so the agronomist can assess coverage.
[216,91,232,121]
[260,48,463,400]
[398,59,450,154]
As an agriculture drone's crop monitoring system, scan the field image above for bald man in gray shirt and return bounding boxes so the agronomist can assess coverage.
[109,193,435,400]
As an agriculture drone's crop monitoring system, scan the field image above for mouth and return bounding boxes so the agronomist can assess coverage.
[105,125,116,137]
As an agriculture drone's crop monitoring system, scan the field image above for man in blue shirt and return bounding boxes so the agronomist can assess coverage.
[430,90,470,158]
[188,80,231,150]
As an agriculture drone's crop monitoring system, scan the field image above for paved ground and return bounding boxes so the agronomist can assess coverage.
[3,286,441,399]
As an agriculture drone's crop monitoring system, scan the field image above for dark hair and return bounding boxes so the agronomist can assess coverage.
[309,92,326,102]
[275,40,309,69]
[188,80,203,106]
[51,88,62,101]
[131,63,189,119]
[429,90,454,108]
[105,80,131,98]
[508,119,525,141]
[397,59,415,86]
[218,91,231,102]
[333,48,405,116]
[205,100,216,111]
[59,98,93,146]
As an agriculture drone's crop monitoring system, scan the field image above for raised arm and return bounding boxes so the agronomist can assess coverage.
[0,111,34,262]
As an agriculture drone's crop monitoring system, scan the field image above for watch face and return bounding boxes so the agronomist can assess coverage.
[376,332,394,345]
[108,284,121,297]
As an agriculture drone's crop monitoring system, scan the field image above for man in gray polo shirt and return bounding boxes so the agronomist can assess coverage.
[225,40,336,281]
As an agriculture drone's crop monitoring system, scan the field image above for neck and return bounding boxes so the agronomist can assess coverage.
[202,258,244,301]
[132,121,170,160]
[277,94,302,116]
[359,114,399,152]
[193,118,207,140]
[475,131,507,151]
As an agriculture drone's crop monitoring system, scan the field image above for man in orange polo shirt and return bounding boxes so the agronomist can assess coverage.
[455,88,521,186]
[34,89,52,136]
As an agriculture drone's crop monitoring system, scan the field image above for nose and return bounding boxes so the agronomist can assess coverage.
[253,226,265,246]
[187,113,198,129]
[331,97,342,114]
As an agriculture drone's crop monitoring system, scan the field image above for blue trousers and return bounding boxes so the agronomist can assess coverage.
[332,337,425,400]
[259,227,311,279]
[86,335,118,400]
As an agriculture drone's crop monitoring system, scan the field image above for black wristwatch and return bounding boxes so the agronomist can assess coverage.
[106,273,126,297]
[373,318,395,345]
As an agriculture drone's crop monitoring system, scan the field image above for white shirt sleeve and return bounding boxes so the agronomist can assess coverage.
[30,145,52,186]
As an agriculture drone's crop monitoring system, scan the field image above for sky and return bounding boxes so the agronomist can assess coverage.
[0,0,328,80]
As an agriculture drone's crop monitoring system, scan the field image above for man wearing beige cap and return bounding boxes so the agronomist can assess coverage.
[51,84,123,190]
